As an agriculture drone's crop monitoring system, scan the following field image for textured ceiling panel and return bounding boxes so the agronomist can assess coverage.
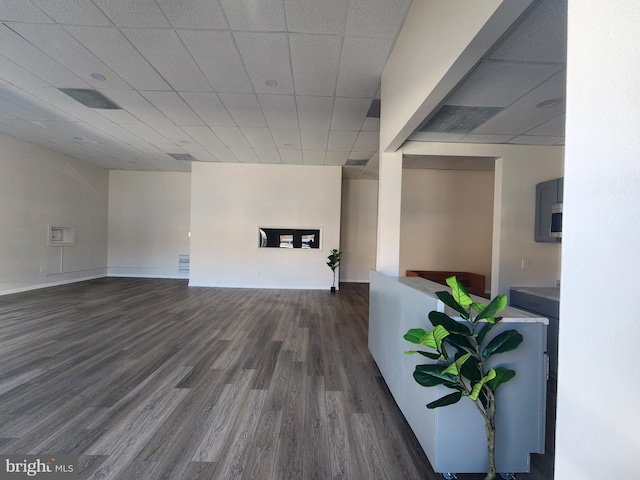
[65,26,172,91]
[296,96,333,130]
[211,126,250,149]
[258,94,298,129]
[31,0,112,26]
[303,150,326,165]
[284,0,347,34]
[92,0,171,28]
[179,92,235,127]
[178,30,253,94]
[270,128,301,150]
[327,130,357,151]
[289,34,342,96]
[336,37,392,98]
[218,93,267,128]
[0,0,53,23]
[141,91,204,126]
[300,129,328,151]
[241,127,276,149]
[156,0,228,30]
[330,98,369,130]
[254,148,282,164]
[346,0,412,38]
[220,0,285,32]
[420,106,504,134]
[279,149,303,164]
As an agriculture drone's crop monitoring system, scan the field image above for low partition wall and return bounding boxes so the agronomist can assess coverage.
[368,270,548,475]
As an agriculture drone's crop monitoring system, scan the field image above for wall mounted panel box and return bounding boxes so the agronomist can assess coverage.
[535,177,563,242]
[47,225,75,246]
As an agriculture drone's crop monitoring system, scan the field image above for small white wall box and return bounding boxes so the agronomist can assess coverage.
[48,225,75,246]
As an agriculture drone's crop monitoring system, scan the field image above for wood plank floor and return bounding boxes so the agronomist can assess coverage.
[0,278,554,480]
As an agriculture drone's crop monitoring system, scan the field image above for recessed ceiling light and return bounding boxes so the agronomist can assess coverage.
[535,98,562,109]
[91,73,106,81]
[265,79,278,87]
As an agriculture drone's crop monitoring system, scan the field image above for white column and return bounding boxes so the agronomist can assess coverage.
[555,1,640,478]
[375,150,403,276]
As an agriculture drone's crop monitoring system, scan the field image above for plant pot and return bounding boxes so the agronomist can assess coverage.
[331,286,336,293]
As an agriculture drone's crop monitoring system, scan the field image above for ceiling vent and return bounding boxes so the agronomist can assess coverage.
[59,88,121,109]
[419,105,503,134]
[345,159,368,166]
[366,99,381,118]
[168,153,198,162]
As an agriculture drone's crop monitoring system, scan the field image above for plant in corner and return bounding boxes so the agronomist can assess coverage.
[326,249,341,292]
[404,276,523,480]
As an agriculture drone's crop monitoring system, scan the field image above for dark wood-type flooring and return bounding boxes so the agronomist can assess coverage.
[0,278,555,479]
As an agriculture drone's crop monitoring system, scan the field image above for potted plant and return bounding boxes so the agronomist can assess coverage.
[326,249,341,292]
[404,276,523,480]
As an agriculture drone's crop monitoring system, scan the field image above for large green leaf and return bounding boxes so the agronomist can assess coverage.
[474,295,508,324]
[427,391,463,409]
[446,276,474,308]
[476,322,494,346]
[459,355,482,384]
[405,350,442,360]
[428,311,471,335]
[469,369,496,401]
[482,330,524,359]
[487,367,516,391]
[413,364,459,389]
[442,353,471,376]
[404,328,428,345]
[435,291,470,320]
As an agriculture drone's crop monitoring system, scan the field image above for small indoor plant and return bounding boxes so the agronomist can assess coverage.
[326,249,341,292]
[404,276,523,480]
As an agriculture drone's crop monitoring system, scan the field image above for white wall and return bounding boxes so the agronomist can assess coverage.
[340,178,378,282]
[400,169,494,288]
[0,133,108,294]
[108,171,190,279]
[555,1,640,478]
[402,142,563,296]
[190,162,342,289]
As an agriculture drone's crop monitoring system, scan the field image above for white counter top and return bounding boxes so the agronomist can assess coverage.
[510,286,560,302]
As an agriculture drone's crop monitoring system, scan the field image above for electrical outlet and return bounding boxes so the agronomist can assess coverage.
[521,258,529,269]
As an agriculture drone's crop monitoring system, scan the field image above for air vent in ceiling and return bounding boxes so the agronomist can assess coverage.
[345,159,368,166]
[366,99,381,118]
[419,105,503,134]
[58,88,121,109]
[168,153,197,162]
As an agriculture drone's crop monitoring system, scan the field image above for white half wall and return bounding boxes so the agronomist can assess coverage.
[402,142,564,296]
[400,169,494,288]
[189,162,342,289]
[555,1,640,478]
[108,171,191,279]
[0,133,108,295]
[340,178,378,283]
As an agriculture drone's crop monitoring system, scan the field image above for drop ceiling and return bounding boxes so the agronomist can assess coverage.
[0,0,565,179]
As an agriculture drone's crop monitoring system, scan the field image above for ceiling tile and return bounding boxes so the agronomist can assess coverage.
[156,0,228,29]
[258,94,298,128]
[507,135,564,146]
[0,24,90,88]
[31,0,112,25]
[102,90,172,126]
[445,61,563,107]
[330,97,369,130]
[489,0,567,64]
[208,148,239,163]
[241,127,276,148]
[122,29,212,92]
[181,142,219,162]
[254,148,282,164]
[234,33,294,95]
[0,0,54,23]
[211,126,250,148]
[180,92,235,127]
[270,128,301,149]
[327,130,357,151]
[218,93,267,128]
[290,34,341,96]
[91,0,171,27]
[303,150,325,165]
[348,151,374,160]
[19,85,115,123]
[64,26,172,91]
[220,0,285,31]
[336,36,392,97]
[324,151,349,165]
[141,91,203,126]
[352,131,379,151]
[0,55,48,87]
[94,108,143,125]
[361,117,380,132]
[122,124,178,149]
[230,147,260,163]
[7,23,132,90]
[408,131,466,142]
[345,0,412,38]
[180,125,226,151]
[300,130,328,150]
[525,114,565,137]
[296,96,333,130]
[460,133,517,144]
[279,149,303,164]
[285,0,347,34]
[473,71,566,135]
[178,30,253,94]
[152,124,196,145]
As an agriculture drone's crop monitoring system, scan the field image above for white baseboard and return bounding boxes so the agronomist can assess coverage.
[0,274,108,296]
